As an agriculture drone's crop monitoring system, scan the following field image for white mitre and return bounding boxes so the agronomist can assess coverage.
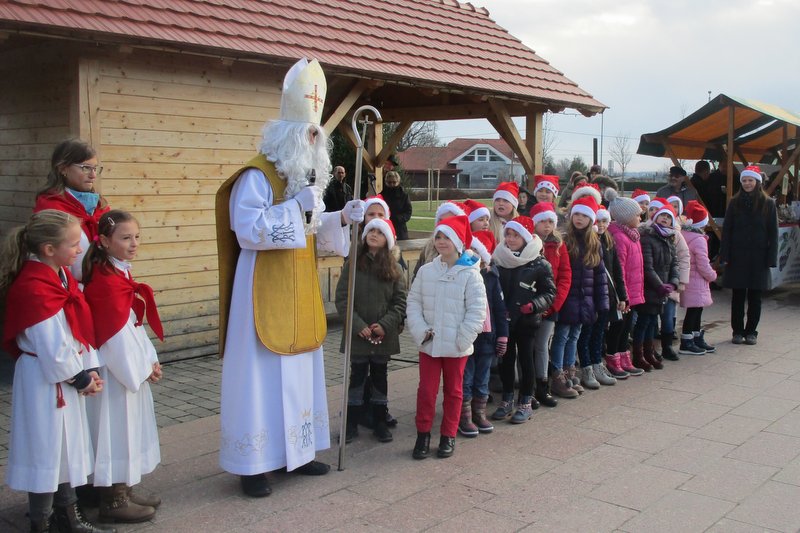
[279,58,327,126]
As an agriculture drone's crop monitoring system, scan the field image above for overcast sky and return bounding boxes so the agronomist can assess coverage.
[436,0,800,173]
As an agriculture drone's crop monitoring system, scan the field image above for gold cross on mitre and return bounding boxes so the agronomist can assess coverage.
[304,85,323,113]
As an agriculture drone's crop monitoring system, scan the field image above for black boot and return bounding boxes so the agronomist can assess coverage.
[29,512,57,533]
[412,432,431,460]
[54,502,118,532]
[372,404,393,443]
[661,338,680,361]
[437,435,456,458]
[345,405,360,443]
[534,379,558,408]
[240,474,272,498]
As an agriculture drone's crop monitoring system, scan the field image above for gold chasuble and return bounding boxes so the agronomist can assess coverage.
[216,154,327,356]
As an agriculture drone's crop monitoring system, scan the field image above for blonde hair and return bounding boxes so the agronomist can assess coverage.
[0,210,78,293]
[489,207,519,243]
[82,210,139,283]
[564,218,601,268]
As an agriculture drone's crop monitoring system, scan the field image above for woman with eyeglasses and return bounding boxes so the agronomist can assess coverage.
[34,139,111,282]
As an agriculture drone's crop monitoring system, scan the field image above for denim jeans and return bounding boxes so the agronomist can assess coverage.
[463,349,494,400]
[578,310,609,367]
[550,322,582,371]
[632,311,658,343]
[533,319,555,379]
[660,298,676,336]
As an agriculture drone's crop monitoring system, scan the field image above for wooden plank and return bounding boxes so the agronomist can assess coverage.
[100,128,256,151]
[156,329,218,355]
[487,99,534,175]
[135,239,217,261]
[0,127,71,145]
[105,193,214,212]
[157,344,218,363]
[0,110,70,129]
[376,121,412,168]
[134,254,217,278]
[0,191,36,208]
[98,145,255,165]
[137,269,218,290]
[0,159,51,176]
[102,178,223,196]
[121,223,215,245]
[526,111,543,178]
[133,209,216,229]
[99,110,263,137]
[380,103,492,122]
[101,92,275,122]
[100,161,230,180]
[0,144,66,161]
[153,284,218,307]
[161,314,218,336]
[157,299,219,322]
[322,79,370,133]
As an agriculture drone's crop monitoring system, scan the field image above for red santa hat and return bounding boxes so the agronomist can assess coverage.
[363,195,391,218]
[362,217,396,249]
[529,202,558,225]
[632,189,651,204]
[571,182,602,204]
[434,201,467,224]
[504,215,535,244]
[649,197,667,211]
[666,195,683,216]
[653,203,677,226]
[684,200,709,229]
[463,199,491,223]
[740,165,763,182]
[596,206,611,222]
[470,230,496,264]
[493,181,519,208]
[533,174,560,196]
[570,195,600,223]
[434,214,472,254]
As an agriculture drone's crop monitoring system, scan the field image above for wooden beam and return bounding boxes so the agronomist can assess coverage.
[766,144,800,196]
[380,103,492,122]
[376,121,412,167]
[726,106,735,203]
[336,123,375,173]
[644,135,717,150]
[488,98,535,176]
[526,112,543,183]
[734,147,749,167]
[322,79,370,133]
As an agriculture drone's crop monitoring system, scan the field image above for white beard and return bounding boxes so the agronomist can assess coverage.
[259,120,332,234]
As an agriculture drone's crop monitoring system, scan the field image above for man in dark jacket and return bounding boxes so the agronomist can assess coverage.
[656,166,698,205]
[381,170,413,240]
[323,165,353,212]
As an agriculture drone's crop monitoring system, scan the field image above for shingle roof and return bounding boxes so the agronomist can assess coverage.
[0,0,606,114]
[399,138,513,170]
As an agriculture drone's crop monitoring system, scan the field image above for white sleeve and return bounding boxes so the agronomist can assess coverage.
[82,347,100,370]
[18,313,84,384]
[405,271,429,346]
[315,211,351,256]
[229,169,307,250]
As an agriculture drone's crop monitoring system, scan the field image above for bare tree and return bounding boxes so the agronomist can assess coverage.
[383,121,440,151]
[608,132,633,192]
[541,112,559,169]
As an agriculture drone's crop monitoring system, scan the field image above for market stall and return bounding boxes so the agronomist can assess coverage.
[637,94,800,287]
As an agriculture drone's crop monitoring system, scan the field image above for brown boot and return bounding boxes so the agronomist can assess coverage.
[127,485,161,509]
[53,502,116,533]
[643,339,663,370]
[567,365,584,394]
[458,399,479,437]
[471,396,494,434]
[550,370,579,399]
[99,484,155,523]
[631,342,652,372]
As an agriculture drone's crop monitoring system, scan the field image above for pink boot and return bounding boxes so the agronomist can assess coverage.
[619,351,644,376]
[603,353,630,379]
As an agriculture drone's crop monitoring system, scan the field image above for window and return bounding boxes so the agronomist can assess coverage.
[461,147,505,163]
[482,173,498,180]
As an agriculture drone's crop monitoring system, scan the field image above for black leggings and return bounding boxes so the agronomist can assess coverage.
[501,330,535,397]
[731,288,763,336]
[606,311,634,354]
[348,361,388,406]
[682,307,703,334]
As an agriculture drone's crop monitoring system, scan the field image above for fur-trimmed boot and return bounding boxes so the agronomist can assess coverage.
[550,370,579,399]
[567,365,584,394]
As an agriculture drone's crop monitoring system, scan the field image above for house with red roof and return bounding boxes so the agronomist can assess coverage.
[0,0,604,360]
[399,138,524,189]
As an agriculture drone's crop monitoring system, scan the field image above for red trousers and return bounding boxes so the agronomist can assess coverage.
[415,352,468,438]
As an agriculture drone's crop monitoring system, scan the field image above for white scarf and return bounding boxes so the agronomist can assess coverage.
[492,240,541,269]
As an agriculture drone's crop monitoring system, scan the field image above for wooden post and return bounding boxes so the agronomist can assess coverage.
[726,105,735,204]
[526,111,543,187]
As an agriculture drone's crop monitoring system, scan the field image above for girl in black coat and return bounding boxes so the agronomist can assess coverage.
[633,205,679,371]
[491,216,556,424]
[719,166,779,345]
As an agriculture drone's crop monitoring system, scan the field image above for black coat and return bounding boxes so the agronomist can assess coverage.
[638,225,679,314]
[720,193,778,290]
[601,237,628,321]
[497,256,556,332]
[323,179,352,213]
[381,186,413,240]
[473,265,510,356]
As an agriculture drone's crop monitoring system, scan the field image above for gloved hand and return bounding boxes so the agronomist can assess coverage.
[293,186,320,212]
[656,283,674,297]
[342,199,365,224]
[495,337,508,357]
[519,302,534,315]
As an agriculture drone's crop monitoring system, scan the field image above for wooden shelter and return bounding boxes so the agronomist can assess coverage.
[637,94,800,202]
[0,0,605,361]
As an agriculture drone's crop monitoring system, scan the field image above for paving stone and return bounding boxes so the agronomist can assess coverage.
[695,383,762,407]
[608,421,690,454]
[705,518,783,532]
[726,481,800,532]
[680,457,778,502]
[689,414,770,445]
[726,431,800,468]
[644,436,736,475]
[619,490,734,533]
[730,395,799,422]
[520,496,637,532]
[587,463,691,511]
[425,507,528,533]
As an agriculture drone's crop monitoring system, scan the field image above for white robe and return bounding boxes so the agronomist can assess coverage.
[85,258,161,486]
[6,296,99,493]
[219,168,349,475]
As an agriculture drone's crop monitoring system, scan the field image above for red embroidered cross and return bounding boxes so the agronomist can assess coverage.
[304,85,323,112]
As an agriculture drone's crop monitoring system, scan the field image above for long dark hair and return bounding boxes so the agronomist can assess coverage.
[82,210,139,283]
[729,180,771,216]
[38,139,107,207]
[357,241,401,282]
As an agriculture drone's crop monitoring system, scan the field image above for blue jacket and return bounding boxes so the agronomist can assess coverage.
[473,264,509,355]
[558,245,610,325]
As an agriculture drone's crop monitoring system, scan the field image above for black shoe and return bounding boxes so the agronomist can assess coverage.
[732,334,744,344]
[344,423,358,444]
[693,331,716,353]
[534,379,558,408]
[345,404,360,443]
[437,436,456,458]
[385,411,398,428]
[240,474,272,498]
[744,334,757,345]
[679,337,706,355]
[372,404,393,443]
[54,503,116,533]
[661,340,680,361]
[294,460,330,476]
[412,432,431,460]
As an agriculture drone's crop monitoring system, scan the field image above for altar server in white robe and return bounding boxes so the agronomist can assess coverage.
[215,58,365,497]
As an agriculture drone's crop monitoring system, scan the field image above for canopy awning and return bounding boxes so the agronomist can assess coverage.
[637,94,800,163]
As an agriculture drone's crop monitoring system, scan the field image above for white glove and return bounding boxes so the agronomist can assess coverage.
[293,186,320,212]
[342,199,365,224]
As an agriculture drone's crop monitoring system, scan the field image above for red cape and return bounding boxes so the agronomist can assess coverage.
[3,261,95,358]
[83,264,164,348]
[34,191,110,242]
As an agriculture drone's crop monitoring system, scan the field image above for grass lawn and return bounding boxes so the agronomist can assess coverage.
[408,198,491,233]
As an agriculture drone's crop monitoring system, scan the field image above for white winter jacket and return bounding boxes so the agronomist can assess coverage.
[406,256,487,357]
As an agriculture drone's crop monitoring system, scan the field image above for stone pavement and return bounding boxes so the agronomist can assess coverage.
[3,286,800,531]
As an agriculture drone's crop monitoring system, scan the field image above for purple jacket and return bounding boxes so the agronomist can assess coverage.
[680,229,717,308]
[608,222,644,306]
[558,246,609,325]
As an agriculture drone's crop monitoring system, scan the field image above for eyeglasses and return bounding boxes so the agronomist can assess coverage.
[72,164,103,176]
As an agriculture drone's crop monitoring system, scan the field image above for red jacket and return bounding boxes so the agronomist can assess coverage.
[542,239,571,315]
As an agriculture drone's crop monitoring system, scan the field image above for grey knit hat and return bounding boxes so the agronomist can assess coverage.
[604,188,642,223]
